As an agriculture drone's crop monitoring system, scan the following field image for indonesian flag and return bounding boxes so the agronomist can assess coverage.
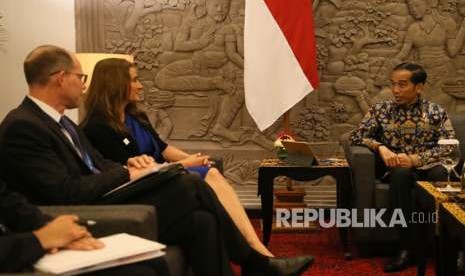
[244,0,319,131]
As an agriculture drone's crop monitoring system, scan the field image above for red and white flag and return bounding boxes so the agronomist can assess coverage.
[244,0,319,131]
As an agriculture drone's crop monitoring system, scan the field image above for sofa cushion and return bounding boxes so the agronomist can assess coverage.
[39,205,157,239]
[374,182,390,209]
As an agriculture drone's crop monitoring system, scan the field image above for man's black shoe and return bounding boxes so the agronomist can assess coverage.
[457,251,464,274]
[241,255,314,276]
[383,250,412,273]
[266,255,314,276]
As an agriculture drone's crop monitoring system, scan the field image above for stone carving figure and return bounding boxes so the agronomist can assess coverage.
[451,0,465,75]
[333,73,370,125]
[143,88,175,140]
[0,13,6,53]
[388,0,465,105]
[121,0,189,36]
[154,0,246,143]
[396,0,458,69]
[155,0,241,92]
[121,0,163,36]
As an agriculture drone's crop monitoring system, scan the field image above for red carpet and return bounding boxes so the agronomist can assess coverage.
[232,220,435,276]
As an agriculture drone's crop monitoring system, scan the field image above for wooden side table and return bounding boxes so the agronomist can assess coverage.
[439,203,465,276]
[415,181,449,276]
[415,181,464,276]
[257,158,352,259]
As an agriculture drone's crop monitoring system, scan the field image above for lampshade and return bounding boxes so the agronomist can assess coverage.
[76,53,134,91]
[76,53,134,122]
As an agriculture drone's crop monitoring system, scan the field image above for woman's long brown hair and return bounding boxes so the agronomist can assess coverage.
[80,58,147,133]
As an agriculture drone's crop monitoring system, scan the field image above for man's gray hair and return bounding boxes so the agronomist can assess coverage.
[23,45,74,86]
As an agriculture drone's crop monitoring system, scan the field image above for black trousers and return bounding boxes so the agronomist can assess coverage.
[86,259,166,276]
[116,173,253,276]
[375,155,447,248]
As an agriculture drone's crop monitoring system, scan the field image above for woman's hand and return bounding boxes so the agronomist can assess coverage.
[180,153,212,168]
[127,154,155,169]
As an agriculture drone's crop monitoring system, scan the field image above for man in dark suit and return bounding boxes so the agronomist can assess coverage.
[0,178,163,275]
[0,45,312,276]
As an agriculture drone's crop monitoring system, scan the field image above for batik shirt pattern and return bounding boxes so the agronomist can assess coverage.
[350,97,456,169]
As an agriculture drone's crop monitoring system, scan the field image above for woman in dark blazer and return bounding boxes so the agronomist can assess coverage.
[81,58,273,257]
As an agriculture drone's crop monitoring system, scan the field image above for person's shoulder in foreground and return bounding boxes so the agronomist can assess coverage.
[0,177,104,273]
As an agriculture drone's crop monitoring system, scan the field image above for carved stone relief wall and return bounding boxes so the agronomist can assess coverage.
[75,0,465,187]
[0,12,7,53]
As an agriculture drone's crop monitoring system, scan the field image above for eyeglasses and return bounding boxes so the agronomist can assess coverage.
[67,72,88,83]
[49,71,88,83]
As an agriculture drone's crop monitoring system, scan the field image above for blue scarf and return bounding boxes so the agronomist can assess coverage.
[124,115,165,163]
[125,115,210,179]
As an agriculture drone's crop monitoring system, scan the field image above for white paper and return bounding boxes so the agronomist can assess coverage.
[34,233,165,276]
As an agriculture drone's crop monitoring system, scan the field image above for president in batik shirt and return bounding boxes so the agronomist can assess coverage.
[350,63,453,273]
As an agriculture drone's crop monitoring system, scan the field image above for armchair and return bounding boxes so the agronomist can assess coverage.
[1,205,193,276]
[342,114,465,255]
[0,157,226,276]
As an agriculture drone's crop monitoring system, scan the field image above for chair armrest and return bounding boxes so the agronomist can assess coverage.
[39,205,157,240]
[344,145,377,209]
[339,132,352,162]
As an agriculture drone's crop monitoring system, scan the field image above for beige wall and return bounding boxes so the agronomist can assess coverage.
[0,0,76,121]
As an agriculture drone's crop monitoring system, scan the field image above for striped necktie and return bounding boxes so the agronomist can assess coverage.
[59,116,101,174]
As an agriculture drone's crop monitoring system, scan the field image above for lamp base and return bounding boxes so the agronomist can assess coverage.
[271,205,319,233]
[274,187,305,203]
[272,187,317,232]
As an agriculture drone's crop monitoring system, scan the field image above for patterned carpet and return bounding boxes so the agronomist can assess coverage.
[232,220,435,276]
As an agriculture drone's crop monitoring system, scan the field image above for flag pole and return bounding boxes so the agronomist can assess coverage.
[282,110,294,191]
[283,110,290,134]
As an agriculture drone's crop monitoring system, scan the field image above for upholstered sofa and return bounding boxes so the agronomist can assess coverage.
[1,205,192,276]
[342,114,465,255]
[1,157,226,275]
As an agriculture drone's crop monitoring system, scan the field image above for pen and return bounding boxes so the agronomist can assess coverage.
[77,219,97,227]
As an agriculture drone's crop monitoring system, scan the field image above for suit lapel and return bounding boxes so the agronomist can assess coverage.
[21,98,85,163]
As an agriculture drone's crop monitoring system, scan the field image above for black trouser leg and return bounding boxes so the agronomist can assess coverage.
[416,165,448,182]
[128,173,266,273]
[386,165,447,249]
[178,174,253,261]
[185,210,229,276]
[180,174,269,272]
[158,209,233,276]
[85,260,162,276]
[185,177,268,271]
[389,167,415,249]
